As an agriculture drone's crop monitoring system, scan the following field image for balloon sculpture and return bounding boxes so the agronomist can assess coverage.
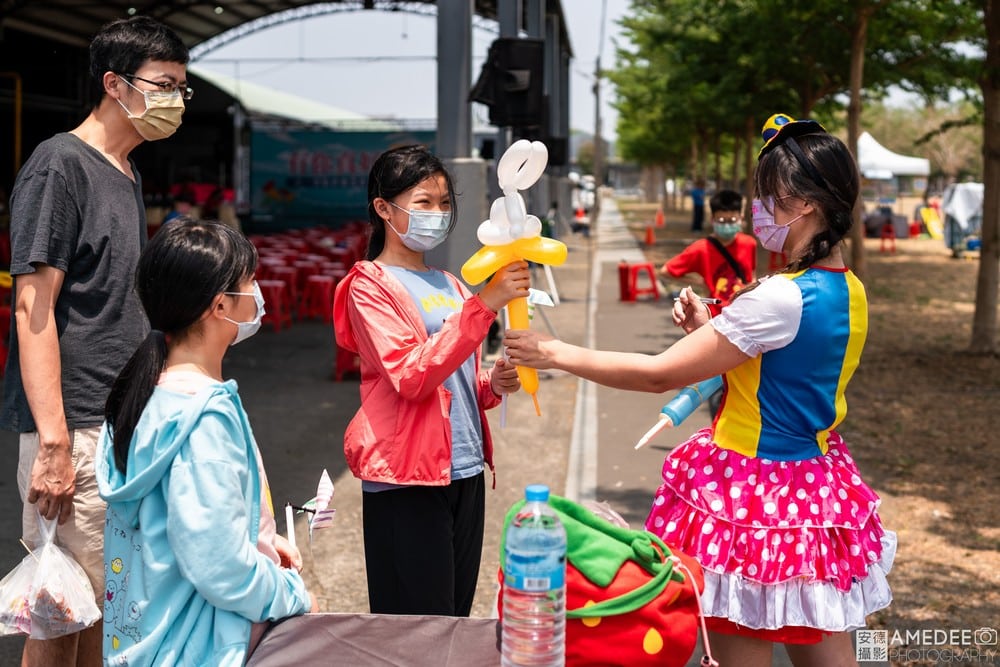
[461,139,567,416]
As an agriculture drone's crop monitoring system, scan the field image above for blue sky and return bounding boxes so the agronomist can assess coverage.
[190,1,630,141]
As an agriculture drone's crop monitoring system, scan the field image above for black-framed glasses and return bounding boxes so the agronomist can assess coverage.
[119,73,193,100]
[712,216,741,224]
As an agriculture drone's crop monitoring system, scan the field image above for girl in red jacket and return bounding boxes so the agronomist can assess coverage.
[333,145,530,616]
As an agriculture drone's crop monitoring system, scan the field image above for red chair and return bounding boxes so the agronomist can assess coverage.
[768,251,788,271]
[333,341,361,381]
[301,275,336,323]
[880,223,896,254]
[269,266,300,316]
[257,279,293,331]
[621,262,660,302]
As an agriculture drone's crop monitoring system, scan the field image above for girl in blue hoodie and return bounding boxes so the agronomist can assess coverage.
[97,219,315,666]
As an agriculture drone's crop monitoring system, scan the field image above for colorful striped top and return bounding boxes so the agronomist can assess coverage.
[710,267,868,460]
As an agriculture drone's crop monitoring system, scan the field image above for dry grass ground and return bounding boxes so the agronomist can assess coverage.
[618,199,1000,667]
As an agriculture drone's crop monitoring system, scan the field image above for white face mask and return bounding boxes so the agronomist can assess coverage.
[116,76,185,141]
[386,201,452,252]
[223,281,265,345]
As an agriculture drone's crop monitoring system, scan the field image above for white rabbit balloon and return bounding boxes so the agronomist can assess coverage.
[477,139,548,245]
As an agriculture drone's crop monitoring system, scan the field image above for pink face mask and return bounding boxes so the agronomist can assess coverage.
[752,197,804,253]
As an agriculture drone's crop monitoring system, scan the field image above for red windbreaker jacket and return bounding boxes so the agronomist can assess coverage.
[332,260,501,486]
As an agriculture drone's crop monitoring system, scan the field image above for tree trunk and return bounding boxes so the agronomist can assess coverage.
[971,0,1000,354]
[744,116,756,222]
[713,133,722,187]
[847,8,871,279]
[732,133,742,192]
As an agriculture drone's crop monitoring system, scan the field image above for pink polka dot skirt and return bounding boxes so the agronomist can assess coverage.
[645,428,890,593]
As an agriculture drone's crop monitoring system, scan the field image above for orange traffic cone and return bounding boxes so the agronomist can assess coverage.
[645,225,656,246]
[654,208,665,228]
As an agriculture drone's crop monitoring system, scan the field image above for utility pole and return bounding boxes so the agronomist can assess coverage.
[591,0,608,221]
[591,56,602,220]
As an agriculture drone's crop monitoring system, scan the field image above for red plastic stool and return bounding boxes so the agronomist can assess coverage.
[257,279,293,331]
[880,223,896,254]
[333,342,361,381]
[269,266,300,316]
[768,251,788,271]
[622,262,660,301]
[301,275,336,323]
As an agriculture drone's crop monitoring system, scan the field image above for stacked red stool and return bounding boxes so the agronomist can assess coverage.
[301,275,336,323]
[257,279,293,331]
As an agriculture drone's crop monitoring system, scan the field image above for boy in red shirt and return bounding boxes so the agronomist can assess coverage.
[661,189,757,312]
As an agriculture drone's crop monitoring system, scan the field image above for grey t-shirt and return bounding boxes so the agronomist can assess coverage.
[1,132,149,432]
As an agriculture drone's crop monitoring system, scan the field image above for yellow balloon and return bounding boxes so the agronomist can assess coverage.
[507,297,539,396]
[460,245,517,285]
[514,237,568,266]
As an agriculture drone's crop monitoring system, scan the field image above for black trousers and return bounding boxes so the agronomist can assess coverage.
[362,473,485,616]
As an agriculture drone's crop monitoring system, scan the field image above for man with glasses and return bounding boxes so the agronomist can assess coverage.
[660,189,758,312]
[1,16,189,667]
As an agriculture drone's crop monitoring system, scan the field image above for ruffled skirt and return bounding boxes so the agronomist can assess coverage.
[645,428,894,634]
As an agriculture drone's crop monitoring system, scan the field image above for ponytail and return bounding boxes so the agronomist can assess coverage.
[366,214,386,261]
[105,330,167,474]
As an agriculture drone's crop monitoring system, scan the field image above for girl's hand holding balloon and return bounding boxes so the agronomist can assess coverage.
[490,357,522,395]
[503,329,557,370]
[673,286,712,333]
[479,261,530,312]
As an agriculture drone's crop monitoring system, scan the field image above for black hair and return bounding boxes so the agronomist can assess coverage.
[754,132,859,273]
[365,145,456,260]
[104,218,257,473]
[89,16,189,109]
[709,190,743,215]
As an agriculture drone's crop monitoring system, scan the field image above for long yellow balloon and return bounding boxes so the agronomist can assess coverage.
[461,235,567,416]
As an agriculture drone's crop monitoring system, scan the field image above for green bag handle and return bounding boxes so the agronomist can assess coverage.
[500,494,687,619]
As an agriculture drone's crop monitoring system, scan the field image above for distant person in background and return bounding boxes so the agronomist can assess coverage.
[2,16,189,667]
[689,178,706,232]
[661,189,757,313]
[162,188,195,224]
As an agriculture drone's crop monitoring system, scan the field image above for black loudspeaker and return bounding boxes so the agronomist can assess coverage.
[469,38,545,128]
[480,138,496,160]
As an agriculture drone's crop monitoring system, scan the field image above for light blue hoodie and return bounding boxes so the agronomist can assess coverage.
[97,379,311,666]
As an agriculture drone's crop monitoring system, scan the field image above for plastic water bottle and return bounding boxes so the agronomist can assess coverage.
[501,484,567,667]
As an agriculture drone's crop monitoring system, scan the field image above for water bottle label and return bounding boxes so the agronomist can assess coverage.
[507,572,564,592]
[504,551,565,592]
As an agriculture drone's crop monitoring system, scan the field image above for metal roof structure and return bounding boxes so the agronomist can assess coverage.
[0,1,571,54]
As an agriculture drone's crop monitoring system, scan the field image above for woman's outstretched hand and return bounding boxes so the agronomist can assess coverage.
[673,286,712,334]
[478,261,531,313]
[503,329,557,369]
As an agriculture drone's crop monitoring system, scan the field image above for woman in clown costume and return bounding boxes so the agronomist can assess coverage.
[504,114,894,665]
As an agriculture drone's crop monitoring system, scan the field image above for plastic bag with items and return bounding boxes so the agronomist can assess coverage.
[0,511,101,638]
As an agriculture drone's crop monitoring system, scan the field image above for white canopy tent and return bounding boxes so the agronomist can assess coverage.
[857,132,930,179]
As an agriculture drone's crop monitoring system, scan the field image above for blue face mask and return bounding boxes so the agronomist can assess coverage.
[387,201,452,252]
[223,281,265,345]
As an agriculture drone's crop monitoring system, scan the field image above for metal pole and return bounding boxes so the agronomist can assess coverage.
[436,0,473,158]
